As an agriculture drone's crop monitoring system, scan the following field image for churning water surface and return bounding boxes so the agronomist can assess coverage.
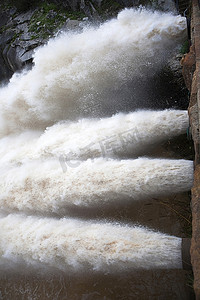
[0,7,194,300]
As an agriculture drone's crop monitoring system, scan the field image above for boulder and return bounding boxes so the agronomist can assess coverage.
[13,10,35,24]
[0,30,15,46]
[0,11,10,28]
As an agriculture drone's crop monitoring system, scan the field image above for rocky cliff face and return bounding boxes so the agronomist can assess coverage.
[0,2,86,82]
[181,1,200,298]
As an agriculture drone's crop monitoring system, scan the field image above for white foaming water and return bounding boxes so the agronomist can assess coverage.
[0,214,182,272]
[38,110,188,160]
[0,110,188,165]
[0,9,186,136]
[0,8,191,274]
[0,158,193,214]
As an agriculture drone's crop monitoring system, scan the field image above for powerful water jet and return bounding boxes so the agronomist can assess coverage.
[0,214,183,273]
[0,158,193,214]
[0,7,192,298]
[0,110,188,165]
[0,9,186,135]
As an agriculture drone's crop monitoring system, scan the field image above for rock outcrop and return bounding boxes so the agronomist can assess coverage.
[181,45,196,92]
[191,164,200,299]
[182,0,200,298]
[0,3,86,82]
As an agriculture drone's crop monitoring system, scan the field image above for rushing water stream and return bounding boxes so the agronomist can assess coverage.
[0,7,194,300]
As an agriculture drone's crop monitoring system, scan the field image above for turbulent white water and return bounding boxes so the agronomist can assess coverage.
[0,215,182,273]
[0,8,192,274]
[0,110,188,165]
[38,110,188,160]
[0,158,193,214]
[0,9,186,136]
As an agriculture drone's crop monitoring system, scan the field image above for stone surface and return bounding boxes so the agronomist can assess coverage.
[13,10,35,23]
[182,1,200,299]
[191,164,200,299]
[0,52,12,81]
[6,45,23,71]
[0,11,10,28]
[16,23,29,34]
[181,45,196,92]
[61,19,82,31]
[51,0,79,11]
[20,49,34,63]
[0,30,15,46]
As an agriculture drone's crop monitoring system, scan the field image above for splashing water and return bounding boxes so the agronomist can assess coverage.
[0,110,188,165]
[0,158,193,215]
[0,215,182,273]
[0,8,192,275]
[0,9,186,135]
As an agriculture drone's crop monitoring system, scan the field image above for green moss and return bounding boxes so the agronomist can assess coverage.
[1,1,86,41]
[180,40,190,54]
[30,34,38,40]
[0,27,7,34]
[10,32,20,43]
[186,272,194,289]
[100,0,122,10]
[40,2,58,12]
[94,0,123,18]
[26,2,86,39]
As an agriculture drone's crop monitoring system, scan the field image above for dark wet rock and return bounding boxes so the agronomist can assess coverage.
[20,49,34,63]
[156,0,177,12]
[51,0,79,11]
[0,11,10,28]
[0,52,13,82]
[191,165,200,298]
[81,4,92,19]
[0,30,15,46]
[16,23,29,34]
[61,19,82,31]
[8,7,17,16]
[46,10,58,19]
[6,45,23,70]
[0,7,45,81]
[13,38,39,50]
[5,18,18,27]
[92,0,102,7]
[13,10,35,24]
[116,0,133,7]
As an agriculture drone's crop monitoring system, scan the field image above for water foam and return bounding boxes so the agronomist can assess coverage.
[0,214,182,273]
[0,9,186,136]
[0,8,191,275]
[0,110,188,165]
[0,158,193,214]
